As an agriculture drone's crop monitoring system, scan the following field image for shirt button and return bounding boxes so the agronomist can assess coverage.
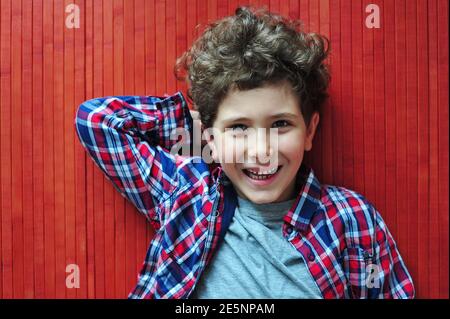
[308,252,315,261]
[286,226,293,234]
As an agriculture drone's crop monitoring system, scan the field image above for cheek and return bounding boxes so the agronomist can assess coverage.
[277,133,305,162]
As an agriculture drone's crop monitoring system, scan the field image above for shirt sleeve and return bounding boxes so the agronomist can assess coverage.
[371,208,416,299]
[74,93,193,230]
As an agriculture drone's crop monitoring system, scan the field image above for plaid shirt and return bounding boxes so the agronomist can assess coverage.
[74,92,415,299]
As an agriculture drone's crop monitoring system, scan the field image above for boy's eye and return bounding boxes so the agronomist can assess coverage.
[272,120,290,128]
[230,124,248,131]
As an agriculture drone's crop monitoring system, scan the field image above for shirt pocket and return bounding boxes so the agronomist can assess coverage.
[340,247,373,298]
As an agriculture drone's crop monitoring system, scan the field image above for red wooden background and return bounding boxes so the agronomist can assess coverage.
[0,0,448,299]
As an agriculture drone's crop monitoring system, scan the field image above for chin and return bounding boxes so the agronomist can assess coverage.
[244,192,280,204]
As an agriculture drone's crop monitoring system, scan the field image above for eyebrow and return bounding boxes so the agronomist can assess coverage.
[222,112,299,124]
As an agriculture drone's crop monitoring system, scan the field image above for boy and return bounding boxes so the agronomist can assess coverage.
[75,6,414,299]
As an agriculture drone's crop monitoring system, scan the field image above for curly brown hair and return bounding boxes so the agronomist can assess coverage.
[174,6,330,128]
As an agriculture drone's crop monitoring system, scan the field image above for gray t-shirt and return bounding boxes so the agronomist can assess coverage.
[190,195,323,299]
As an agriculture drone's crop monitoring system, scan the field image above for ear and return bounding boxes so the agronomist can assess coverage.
[304,112,320,151]
[202,128,219,163]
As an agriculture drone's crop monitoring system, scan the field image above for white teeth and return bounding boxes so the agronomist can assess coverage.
[247,166,278,175]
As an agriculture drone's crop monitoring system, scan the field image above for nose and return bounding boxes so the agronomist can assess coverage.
[246,128,275,166]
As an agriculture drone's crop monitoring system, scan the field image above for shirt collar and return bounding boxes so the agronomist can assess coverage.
[210,162,224,184]
[211,162,322,231]
[283,163,322,232]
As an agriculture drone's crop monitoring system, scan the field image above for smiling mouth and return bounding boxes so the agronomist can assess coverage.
[242,166,282,180]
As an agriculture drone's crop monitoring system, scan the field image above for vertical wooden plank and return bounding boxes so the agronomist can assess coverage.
[305,0,322,177]
[310,0,323,172]
[124,0,136,293]
[288,0,298,21]
[405,0,419,287]
[32,0,46,299]
[11,0,24,299]
[124,131,136,285]
[351,0,364,194]
[74,0,88,299]
[86,159,96,297]
[186,0,197,98]
[22,0,35,298]
[113,0,126,297]
[427,0,440,299]
[259,0,270,12]
[437,0,449,299]
[362,0,376,204]
[245,0,253,8]
[217,0,228,18]
[319,0,332,184]
[104,0,114,96]
[103,0,116,299]
[229,0,239,15]
[196,0,208,56]
[298,0,308,28]
[269,0,280,15]
[145,0,156,95]
[208,0,218,30]
[114,192,126,297]
[84,0,96,299]
[248,0,260,9]
[63,0,77,300]
[373,0,387,229]
[416,0,429,298]
[0,0,13,299]
[329,0,342,186]
[383,0,397,237]
[113,0,124,97]
[340,0,353,189]
[43,0,56,298]
[394,0,409,273]
[155,0,166,95]
[134,0,145,95]
[207,0,218,99]
[93,0,105,298]
[278,0,289,22]
[53,0,67,298]
[166,0,176,94]
[176,0,187,94]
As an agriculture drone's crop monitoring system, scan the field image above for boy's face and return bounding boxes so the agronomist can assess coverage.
[204,80,320,204]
